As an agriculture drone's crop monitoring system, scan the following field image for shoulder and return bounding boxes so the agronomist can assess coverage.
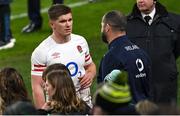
[162,12,180,31]
[71,33,87,42]
[168,12,180,23]
[31,36,53,58]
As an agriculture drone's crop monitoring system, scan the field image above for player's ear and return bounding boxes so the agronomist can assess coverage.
[49,20,54,28]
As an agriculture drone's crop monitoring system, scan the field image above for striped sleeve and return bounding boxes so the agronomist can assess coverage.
[31,47,47,76]
[83,38,92,66]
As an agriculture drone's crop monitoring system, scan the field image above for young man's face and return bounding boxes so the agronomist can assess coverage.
[136,0,155,14]
[50,13,73,37]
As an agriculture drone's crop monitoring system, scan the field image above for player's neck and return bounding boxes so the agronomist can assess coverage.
[109,31,126,44]
[51,33,71,44]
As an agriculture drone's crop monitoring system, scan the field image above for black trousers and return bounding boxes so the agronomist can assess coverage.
[0,4,12,42]
[28,0,63,26]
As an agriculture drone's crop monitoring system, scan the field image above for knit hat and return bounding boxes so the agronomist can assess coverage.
[94,69,132,113]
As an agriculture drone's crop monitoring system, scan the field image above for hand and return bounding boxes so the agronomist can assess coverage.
[41,102,51,110]
[78,72,94,89]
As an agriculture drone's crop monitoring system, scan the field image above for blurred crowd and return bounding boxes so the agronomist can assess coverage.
[0,0,180,115]
[1,66,180,115]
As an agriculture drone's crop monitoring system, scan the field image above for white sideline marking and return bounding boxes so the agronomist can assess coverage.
[11,1,88,20]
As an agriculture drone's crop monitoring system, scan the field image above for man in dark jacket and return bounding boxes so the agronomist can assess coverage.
[127,0,180,104]
[97,10,152,105]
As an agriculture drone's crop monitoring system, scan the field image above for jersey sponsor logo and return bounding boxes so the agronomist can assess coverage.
[77,45,83,53]
[136,59,144,72]
[66,62,80,77]
[135,73,146,78]
[51,52,60,59]
[135,59,146,78]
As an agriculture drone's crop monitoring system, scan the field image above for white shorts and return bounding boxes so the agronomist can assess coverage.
[76,87,92,108]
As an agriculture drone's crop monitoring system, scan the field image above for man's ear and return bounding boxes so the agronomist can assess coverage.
[105,23,111,32]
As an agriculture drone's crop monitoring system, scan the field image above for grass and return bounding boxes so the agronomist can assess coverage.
[1,0,180,104]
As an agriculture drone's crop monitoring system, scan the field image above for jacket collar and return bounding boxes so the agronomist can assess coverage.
[108,35,128,50]
[128,2,168,20]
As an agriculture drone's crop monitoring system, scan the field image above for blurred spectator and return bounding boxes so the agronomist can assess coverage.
[0,0,15,50]
[42,63,72,102]
[3,101,38,115]
[22,0,63,33]
[0,96,5,114]
[97,10,152,104]
[149,103,180,115]
[0,67,31,113]
[40,63,90,115]
[135,99,158,115]
[93,69,137,115]
[42,63,68,81]
[136,100,180,115]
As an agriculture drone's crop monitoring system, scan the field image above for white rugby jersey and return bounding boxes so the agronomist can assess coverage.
[31,33,92,90]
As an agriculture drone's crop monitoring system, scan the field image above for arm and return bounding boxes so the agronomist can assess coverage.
[31,75,45,109]
[79,62,96,89]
